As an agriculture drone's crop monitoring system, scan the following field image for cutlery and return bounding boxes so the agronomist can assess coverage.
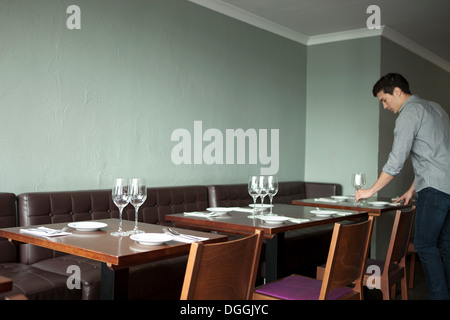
[162,227,203,240]
[29,226,69,234]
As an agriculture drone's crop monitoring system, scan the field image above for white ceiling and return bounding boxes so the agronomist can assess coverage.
[190,0,450,72]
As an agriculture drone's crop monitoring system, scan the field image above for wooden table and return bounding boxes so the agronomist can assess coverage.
[292,197,412,217]
[0,275,13,295]
[293,197,413,258]
[166,204,368,282]
[0,218,227,300]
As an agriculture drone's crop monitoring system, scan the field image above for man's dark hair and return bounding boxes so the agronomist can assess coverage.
[372,73,411,97]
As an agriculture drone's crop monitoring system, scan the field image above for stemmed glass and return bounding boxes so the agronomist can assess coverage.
[111,178,131,236]
[258,176,269,212]
[266,176,278,215]
[129,178,147,235]
[248,176,260,218]
[351,173,366,206]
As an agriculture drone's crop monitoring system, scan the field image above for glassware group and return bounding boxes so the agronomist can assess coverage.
[247,175,278,218]
[111,178,147,236]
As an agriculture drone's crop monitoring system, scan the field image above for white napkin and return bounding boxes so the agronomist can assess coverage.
[335,211,354,216]
[314,198,339,203]
[183,212,221,217]
[20,227,71,237]
[172,234,209,243]
[288,218,310,223]
[232,207,255,213]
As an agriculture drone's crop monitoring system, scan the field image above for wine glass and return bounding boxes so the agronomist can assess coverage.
[111,178,131,236]
[248,176,260,218]
[258,176,269,212]
[267,176,278,215]
[351,173,366,205]
[129,178,147,235]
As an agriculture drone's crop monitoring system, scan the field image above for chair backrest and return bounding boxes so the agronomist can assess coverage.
[383,207,416,274]
[319,218,374,300]
[180,230,264,300]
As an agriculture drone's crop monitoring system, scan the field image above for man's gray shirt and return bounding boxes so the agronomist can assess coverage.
[383,95,450,195]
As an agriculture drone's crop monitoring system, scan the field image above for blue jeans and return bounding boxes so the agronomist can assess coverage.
[414,187,450,300]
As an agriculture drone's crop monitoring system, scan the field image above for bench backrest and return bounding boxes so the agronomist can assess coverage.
[17,186,208,264]
[207,181,341,207]
[0,193,18,263]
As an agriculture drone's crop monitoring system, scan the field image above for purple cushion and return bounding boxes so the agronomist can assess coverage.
[255,275,353,300]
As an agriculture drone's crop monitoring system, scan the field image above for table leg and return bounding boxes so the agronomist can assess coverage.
[265,233,284,282]
[100,263,129,300]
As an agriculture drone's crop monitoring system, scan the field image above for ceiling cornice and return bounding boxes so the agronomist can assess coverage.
[189,0,450,73]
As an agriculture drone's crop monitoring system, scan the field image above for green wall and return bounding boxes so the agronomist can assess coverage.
[0,0,306,194]
[305,37,381,195]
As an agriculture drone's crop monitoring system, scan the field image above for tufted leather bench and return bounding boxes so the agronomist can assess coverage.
[0,193,80,299]
[207,181,341,207]
[207,181,342,278]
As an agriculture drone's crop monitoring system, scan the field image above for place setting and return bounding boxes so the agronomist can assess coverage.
[129,227,209,246]
[19,220,109,238]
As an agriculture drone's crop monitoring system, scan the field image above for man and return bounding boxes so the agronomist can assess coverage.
[356,73,450,299]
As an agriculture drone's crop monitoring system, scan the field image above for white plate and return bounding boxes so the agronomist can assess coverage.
[130,233,173,245]
[331,196,353,201]
[206,207,233,212]
[257,216,291,223]
[249,204,273,208]
[310,210,338,217]
[68,221,107,231]
[368,201,390,206]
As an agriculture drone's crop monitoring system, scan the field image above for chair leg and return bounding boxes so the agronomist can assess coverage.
[409,252,416,288]
[401,271,409,300]
[390,283,396,299]
[381,280,391,300]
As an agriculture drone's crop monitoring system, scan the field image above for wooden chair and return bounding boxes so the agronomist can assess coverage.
[180,229,264,300]
[364,207,415,299]
[317,207,416,299]
[253,218,373,300]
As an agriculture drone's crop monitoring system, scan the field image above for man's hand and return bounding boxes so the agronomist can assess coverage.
[394,181,416,205]
[355,188,374,202]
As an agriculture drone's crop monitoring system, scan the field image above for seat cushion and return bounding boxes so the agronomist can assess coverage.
[0,263,80,300]
[30,255,101,300]
[255,275,353,300]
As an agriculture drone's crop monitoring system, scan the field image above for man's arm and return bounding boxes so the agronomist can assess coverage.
[355,171,394,201]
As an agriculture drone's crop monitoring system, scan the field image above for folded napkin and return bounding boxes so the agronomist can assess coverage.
[232,207,255,213]
[172,234,209,243]
[20,227,71,237]
[288,218,310,223]
[335,212,354,216]
[183,211,221,217]
[314,198,338,203]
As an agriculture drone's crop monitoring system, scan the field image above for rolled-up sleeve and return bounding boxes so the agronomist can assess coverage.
[382,107,421,176]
